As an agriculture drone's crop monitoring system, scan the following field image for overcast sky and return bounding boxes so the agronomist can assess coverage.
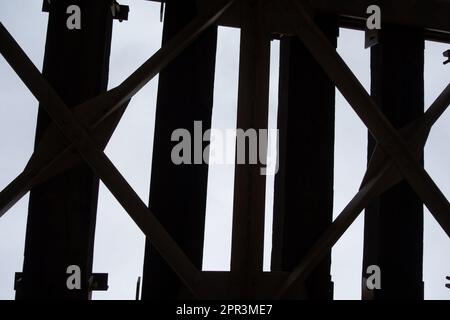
[0,0,449,300]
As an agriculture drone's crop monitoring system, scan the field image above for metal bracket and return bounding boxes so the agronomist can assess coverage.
[14,272,24,291]
[88,273,109,291]
[111,1,129,22]
[42,0,51,13]
[365,28,379,49]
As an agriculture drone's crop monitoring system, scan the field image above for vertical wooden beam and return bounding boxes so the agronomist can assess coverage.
[363,25,424,300]
[271,16,338,300]
[141,0,217,299]
[230,0,271,299]
[16,0,113,299]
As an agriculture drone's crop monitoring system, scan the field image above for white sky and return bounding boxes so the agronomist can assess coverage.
[0,0,449,300]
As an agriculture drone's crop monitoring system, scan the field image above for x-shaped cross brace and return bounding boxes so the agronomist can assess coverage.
[0,0,449,299]
[276,0,450,298]
[0,0,237,299]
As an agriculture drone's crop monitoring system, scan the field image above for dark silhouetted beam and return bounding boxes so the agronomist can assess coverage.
[141,0,218,299]
[271,16,338,300]
[16,0,113,300]
[362,25,425,300]
[229,0,271,299]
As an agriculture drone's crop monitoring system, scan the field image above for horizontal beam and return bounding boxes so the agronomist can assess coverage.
[198,271,303,299]
[149,0,450,43]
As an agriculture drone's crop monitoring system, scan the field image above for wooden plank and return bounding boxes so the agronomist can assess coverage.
[230,0,271,299]
[271,16,338,300]
[363,25,425,300]
[15,0,113,299]
[141,0,218,299]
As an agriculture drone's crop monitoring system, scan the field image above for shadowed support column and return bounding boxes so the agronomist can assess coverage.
[16,0,113,300]
[362,26,424,300]
[271,17,338,300]
[229,0,270,299]
[141,0,217,299]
